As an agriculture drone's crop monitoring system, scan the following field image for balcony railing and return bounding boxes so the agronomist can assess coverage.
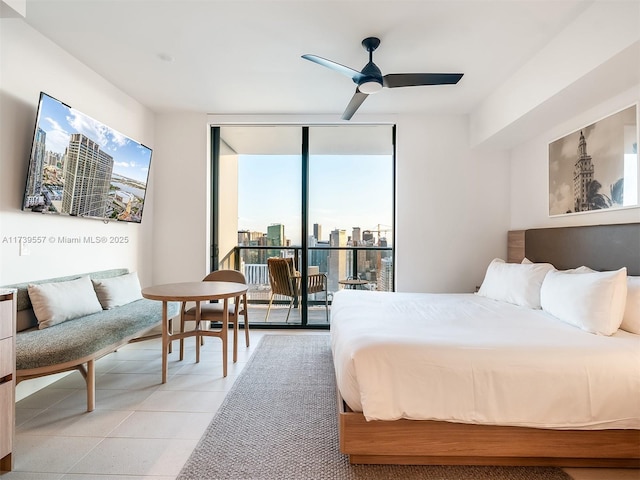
[220,246,393,324]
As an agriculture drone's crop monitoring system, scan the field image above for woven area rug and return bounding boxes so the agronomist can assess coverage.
[178,335,572,480]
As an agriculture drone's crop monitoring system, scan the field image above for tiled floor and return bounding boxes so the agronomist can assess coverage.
[1,330,637,480]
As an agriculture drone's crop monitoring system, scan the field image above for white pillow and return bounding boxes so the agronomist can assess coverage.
[92,272,143,309]
[563,265,595,274]
[540,268,628,336]
[621,276,640,334]
[477,258,555,309]
[28,276,103,329]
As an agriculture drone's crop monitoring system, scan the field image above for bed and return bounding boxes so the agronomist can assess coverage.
[331,223,640,467]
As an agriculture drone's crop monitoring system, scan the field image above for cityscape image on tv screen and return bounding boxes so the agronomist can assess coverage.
[23,92,152,223]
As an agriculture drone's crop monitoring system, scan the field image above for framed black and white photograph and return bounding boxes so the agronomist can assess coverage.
[548,104,638,216]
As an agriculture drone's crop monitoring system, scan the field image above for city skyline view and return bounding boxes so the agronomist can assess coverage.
[23,93,153,222]
[36,93,152,184]
[237,153,393,246]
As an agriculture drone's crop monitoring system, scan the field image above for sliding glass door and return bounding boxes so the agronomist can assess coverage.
[308,126,394,296]
[212,124,394,327]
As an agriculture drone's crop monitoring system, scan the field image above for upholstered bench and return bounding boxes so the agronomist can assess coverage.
[4,269,179,412]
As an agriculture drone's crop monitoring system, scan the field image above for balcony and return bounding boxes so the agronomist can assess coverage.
[222,246,393,326]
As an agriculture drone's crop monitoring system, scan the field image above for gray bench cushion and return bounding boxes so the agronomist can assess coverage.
[16,298,179,370]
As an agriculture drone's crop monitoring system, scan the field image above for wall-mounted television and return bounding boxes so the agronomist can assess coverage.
[22,92,152,223]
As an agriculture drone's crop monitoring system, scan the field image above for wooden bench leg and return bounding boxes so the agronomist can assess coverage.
[86,360,95,412]
[76,361,95,412]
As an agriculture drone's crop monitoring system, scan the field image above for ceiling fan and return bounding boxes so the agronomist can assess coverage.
[302,37,464,120]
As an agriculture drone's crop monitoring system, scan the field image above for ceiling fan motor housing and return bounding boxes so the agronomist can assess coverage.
[357,62,383,93]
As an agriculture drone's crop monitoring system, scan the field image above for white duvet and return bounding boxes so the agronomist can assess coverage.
[330,290,640,430]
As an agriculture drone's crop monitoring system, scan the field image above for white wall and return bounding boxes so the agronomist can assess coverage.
[509,86,640,230]
[152,113,209,284]
[0,19,157,286]
[395,115,510,293]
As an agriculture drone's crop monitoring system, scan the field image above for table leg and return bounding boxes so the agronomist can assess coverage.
[243,293,250,348]
[195,300,201,363]
[222,298,228,377]
[233,295,239,363]
[162,301,168,384]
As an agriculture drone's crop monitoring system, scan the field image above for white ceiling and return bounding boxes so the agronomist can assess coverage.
[21,0,593,119]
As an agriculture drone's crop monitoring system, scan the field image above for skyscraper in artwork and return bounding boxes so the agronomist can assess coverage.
[573,130,594,212]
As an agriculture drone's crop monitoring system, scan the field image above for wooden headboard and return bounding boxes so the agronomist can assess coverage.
[508,223,640,276]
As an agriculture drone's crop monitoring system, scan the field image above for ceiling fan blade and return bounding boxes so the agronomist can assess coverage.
[383,73,463,88]
[342,89,368,120]
[302,54,365,82]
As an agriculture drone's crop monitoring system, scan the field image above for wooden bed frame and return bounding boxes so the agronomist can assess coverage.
[337,222,640,466]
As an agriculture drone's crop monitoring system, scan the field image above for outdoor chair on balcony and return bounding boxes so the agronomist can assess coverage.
[179,269,249,362]
[306,265,329,322]
[265,257,329,323]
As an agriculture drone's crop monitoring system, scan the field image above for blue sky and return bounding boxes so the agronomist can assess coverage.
[35,93,152,184]
[238,154,393,245]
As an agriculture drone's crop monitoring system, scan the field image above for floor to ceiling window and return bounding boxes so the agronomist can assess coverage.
[212,124,394,327]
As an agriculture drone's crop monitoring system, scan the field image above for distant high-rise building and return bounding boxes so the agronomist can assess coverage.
[238,230,264,246]
[362,230,374,245]
[266,223,286,258]
[238,230,251,246]
[328,229,347,291]
[351,227,361,245]
[377,256,393,292]
[309,240,329,275]
[61,148,69,181]
[267,224,285,246]
[26,127,46,198]
[351,227,367,276]
[313,223,322,242]
[329,228,346,247]
[62,133,113,217]
[238,230,268,266]
[46,150,62,167]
